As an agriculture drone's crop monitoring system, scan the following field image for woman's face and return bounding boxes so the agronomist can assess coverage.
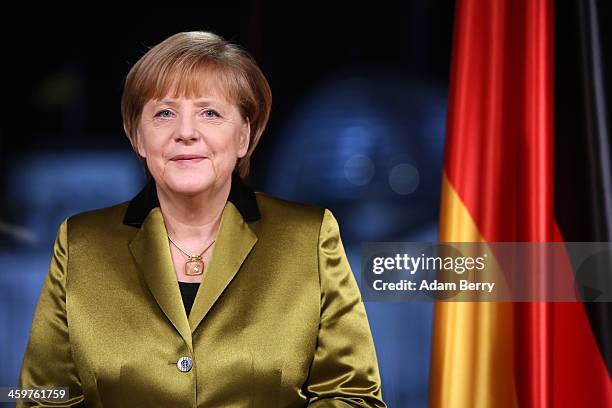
[137,92,250,197]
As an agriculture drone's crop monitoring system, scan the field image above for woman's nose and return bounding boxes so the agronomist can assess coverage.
[175,115,199,141]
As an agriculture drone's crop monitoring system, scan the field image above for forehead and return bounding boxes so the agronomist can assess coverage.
[144,63,239,107]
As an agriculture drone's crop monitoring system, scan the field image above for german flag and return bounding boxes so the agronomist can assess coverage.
[430,0,612,406]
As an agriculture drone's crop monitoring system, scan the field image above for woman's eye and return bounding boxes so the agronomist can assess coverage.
[201,109,220,119]
[155,109,174,118]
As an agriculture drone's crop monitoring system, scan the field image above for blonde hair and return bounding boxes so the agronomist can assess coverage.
[121,31,272,179]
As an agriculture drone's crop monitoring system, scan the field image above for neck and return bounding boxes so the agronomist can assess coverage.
[156,179,230,242]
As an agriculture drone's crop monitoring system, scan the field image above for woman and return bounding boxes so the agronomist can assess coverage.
[18,31,386,407]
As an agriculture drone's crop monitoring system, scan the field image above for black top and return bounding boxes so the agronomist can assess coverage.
[178,281,200,317]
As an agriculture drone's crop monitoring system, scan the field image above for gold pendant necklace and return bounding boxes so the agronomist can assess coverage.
[167,235,216,276]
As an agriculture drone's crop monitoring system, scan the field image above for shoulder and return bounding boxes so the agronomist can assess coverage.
[61,192,336,237]
[63,201,132,238]
[67,201,130,225]
[253,192,328,231]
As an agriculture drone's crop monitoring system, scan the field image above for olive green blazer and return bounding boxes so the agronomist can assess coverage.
[18,174,385,407]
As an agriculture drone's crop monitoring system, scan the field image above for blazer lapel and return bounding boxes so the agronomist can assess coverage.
[188,201,257,333]
[128,207,193,350]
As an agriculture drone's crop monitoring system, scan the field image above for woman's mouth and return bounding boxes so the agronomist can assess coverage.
[170,155,207,164]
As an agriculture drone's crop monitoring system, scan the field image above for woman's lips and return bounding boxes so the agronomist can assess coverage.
[172,157,205,165]
[170,155,207,165]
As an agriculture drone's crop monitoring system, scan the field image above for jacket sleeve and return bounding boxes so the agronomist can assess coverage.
[17,218,85,407]
[305,209,386,408]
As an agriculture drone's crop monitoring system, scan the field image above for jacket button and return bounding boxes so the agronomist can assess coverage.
[177,356,193,372]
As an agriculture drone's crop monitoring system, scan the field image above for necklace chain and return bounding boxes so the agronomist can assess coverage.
[167,235,216,260]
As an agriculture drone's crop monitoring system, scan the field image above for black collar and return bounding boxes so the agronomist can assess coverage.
[123,171,261,227]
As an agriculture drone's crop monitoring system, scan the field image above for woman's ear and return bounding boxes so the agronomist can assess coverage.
[136,129,146,158]
[237,118,251,158]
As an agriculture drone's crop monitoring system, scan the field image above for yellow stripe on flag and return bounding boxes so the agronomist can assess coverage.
[429,173,518,408]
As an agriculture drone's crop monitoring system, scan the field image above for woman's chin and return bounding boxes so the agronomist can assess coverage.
[164,177,216,196]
